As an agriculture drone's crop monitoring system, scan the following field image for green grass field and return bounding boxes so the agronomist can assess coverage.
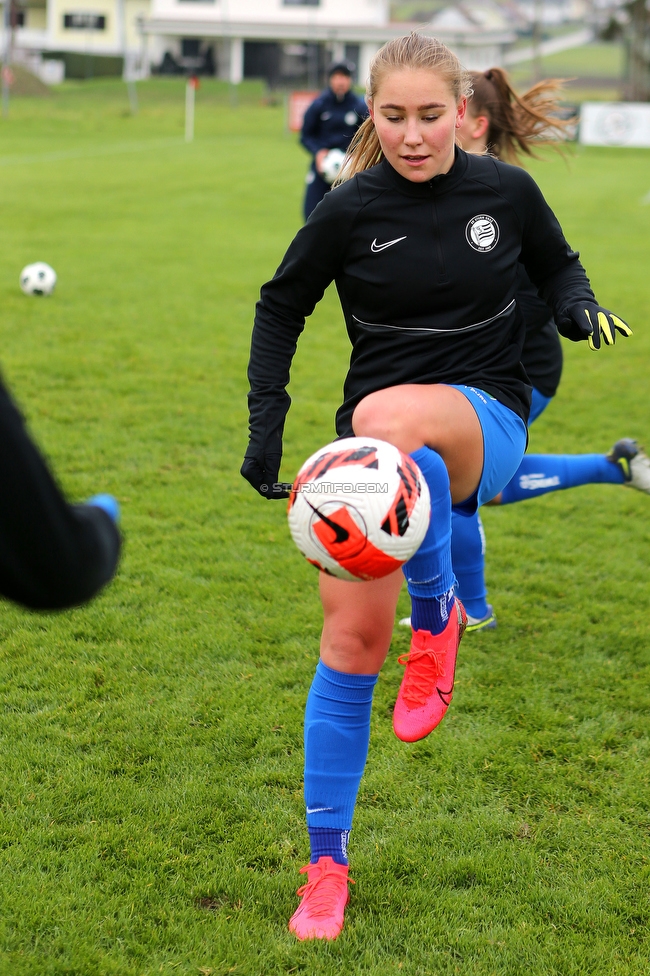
[509,41,625,99]
[0,78,649,975]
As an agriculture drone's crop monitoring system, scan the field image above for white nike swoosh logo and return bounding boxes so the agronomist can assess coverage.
[306,806,334,814]
[371,236,407,252]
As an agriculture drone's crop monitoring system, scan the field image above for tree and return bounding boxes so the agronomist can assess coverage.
[624,0,650,100]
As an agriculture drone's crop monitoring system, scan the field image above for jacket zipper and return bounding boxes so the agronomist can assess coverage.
[429,185,449,286]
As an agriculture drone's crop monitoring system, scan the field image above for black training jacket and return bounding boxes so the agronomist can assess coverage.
[247,149,594,452]
[516,264,564,398]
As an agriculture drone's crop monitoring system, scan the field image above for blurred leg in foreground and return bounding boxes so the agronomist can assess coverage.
[0,377,121,610]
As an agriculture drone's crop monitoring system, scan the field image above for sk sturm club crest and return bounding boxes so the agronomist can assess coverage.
[466,214,500,252]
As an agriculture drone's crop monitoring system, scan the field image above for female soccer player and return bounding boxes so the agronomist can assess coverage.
[408,68,649,632]
[241,34,630,941]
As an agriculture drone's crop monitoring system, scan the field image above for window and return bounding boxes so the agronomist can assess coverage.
[181,38,201,57]
[63,13,106,29]
[283,1,320,6]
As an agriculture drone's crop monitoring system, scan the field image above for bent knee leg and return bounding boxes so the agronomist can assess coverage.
[319,571,402,674]
[352,390,407,446]
[324,622,376,660]
[320,618,393,675]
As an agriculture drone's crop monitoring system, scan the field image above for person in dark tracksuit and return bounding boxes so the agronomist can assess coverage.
[242,35,631,940]
[0,373,120,611]
[300,60,368,220]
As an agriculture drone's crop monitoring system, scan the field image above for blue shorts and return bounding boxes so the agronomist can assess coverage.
[448,385,527,515]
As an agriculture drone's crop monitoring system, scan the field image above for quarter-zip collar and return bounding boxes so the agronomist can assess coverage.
[380,147,469,198]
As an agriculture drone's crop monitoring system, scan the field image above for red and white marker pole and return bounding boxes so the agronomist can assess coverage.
[185,75,199,143]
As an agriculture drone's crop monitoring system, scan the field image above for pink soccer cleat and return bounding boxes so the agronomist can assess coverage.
[288,856,353,941]
[393,599,467,742]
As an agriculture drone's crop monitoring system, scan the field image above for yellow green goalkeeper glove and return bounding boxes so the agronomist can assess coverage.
[559,302,632,350]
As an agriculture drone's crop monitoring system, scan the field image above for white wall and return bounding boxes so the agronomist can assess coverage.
[149,0,389,28]
[48,0,118,52]
[44,0,149,54]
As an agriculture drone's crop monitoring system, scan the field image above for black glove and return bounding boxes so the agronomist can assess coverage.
[558,302,632,350]
[242,392,293,499]
[241,452,292,500]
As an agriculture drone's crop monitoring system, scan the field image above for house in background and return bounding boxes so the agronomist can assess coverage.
[142,0,396,86]
[426,2,517,71]
[3,0,586,85]
[0,0,149,79]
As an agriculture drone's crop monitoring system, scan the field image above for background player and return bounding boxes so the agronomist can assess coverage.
[243,34,631,941]
[300,60,368,219]
[0,371,120,610]
[400,67,650,633]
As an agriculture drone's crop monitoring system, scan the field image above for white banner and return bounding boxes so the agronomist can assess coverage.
[579,102,650,148]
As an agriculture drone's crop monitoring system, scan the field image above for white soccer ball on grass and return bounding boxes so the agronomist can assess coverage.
[287,437,431,581]
[20,262,57,296]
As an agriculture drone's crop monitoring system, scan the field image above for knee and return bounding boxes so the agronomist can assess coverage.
[33,510,120,610]
[326,623,373,659]
[321,619,391,674]
[352,391,401,444]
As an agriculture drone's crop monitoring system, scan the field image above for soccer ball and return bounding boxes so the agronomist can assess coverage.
[320,148,346,185]
[20,262,57,296]
[287,437,431,581]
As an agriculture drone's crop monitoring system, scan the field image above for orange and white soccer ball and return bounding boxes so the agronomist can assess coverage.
[287,437,431,581]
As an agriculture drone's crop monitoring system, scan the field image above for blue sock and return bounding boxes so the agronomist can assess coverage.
[304,661,378,865]
[307,827,350,865]
[403,446,455,635]
[500,454,625,505]
[451,510,489,619]
[87,493,120,523]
